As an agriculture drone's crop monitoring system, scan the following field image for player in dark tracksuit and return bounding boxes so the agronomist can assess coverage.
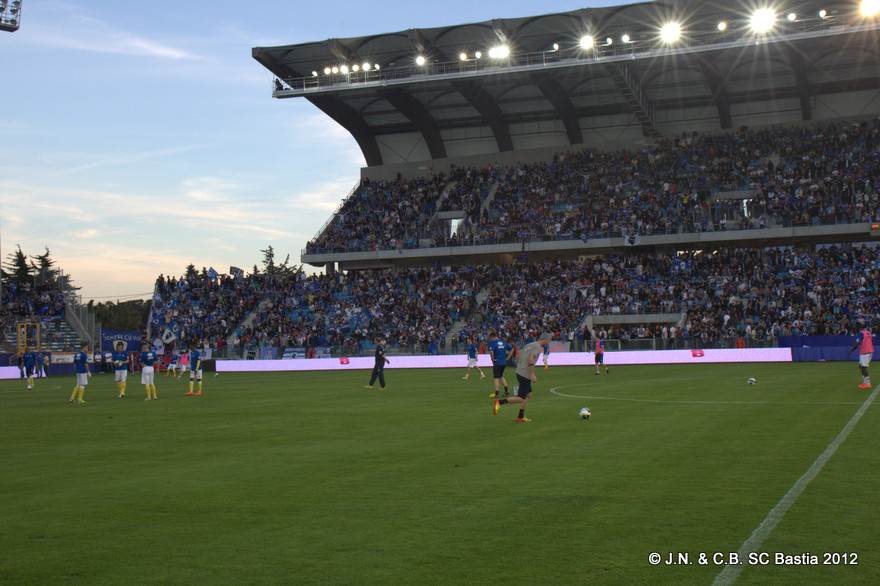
[365,338,390,389]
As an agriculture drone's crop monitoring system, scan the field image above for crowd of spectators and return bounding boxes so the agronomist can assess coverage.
[160,242,879,357]
[306,119,880,253]
[0,281,68,349]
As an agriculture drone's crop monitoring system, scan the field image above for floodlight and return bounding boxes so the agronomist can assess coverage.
[552,42,559,51]
[717,20,728,31]
[362,62,371,71]
[374,64,380,70]
[861,0,880,17]
[818,9,828,18]
[579,35,595,49]
[488,45,510,59]
[605,37,613,46]
[749,8,776,33]
[331,66,339,74]
[311,71,318,77]
[352,64,359,72]
[621,33,631,43]
[659,21,681,44]
[340,64,349,74]
[474,51,482,59]
[415,55,427,66]
[324,67,331,75]
[459,52,468,61]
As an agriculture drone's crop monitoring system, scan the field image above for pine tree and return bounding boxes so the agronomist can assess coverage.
[31,247,57,287]
[3,245,33,287]
[261,245,276,274]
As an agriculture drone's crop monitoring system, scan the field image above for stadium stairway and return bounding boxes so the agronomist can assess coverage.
[3,319,83,352]
[445,287,490,349]
[225,297,274,358]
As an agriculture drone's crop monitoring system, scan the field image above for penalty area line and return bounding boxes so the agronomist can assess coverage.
[712,384,880,586]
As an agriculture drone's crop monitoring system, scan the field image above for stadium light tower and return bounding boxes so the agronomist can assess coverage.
[0,0,23,32]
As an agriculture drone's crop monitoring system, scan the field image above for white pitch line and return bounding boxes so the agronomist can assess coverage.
[713,384,880,586]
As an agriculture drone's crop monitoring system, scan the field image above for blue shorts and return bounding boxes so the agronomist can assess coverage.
[25,366,34,377]
[516,374,532,398]
[493,364,506,379]
[595,352,604,364]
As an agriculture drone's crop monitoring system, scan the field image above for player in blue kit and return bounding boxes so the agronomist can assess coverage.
[487,331,513,399]
[461,337,485,381]
[186,345,203,397]
[542,342,550,370]
[22,347,37,390]
[166,350,179,378]
[140,343,158,401]
[69,343,90,404]
[112,341,129,398]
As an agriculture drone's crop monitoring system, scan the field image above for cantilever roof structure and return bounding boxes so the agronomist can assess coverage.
[253,0,880,166]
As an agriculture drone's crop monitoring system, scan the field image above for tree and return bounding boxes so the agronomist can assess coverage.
[3,245,32,287]
[31,247,58,287]
[261,245,276,274]
[88,299,152,331]
[184,264,197,281]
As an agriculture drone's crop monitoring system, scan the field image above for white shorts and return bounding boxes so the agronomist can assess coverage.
[859,354,872,368]
[179,365,189,372]
[141,366,155,385]
[467,358,478,368]
[76,373,89,387]
[169,362,178,370]
[189,368,203,381]
[114,370,128,382]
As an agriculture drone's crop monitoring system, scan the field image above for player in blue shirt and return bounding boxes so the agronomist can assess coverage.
[542,342,550,370]
[69,343,90,404]
[487,330,514,399]
[166,350,179,378]
[461,337,486,381]
[22,347,37,390]
[140,343,158,401]
[186,345,203,397]
[112,341,129,399]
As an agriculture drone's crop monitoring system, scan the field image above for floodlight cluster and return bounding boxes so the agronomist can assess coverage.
[307,4,879,79]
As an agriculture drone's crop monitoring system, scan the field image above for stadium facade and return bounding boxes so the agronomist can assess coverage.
[253,0,880,271]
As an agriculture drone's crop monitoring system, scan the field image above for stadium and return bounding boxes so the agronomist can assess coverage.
[2,0,880,584]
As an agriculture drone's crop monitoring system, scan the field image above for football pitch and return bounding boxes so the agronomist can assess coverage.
[1,362,878,585]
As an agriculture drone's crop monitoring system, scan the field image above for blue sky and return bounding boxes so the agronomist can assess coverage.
[0,0,624,299]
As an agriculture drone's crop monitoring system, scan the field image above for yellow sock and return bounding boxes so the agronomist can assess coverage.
[188,381,194,393]
[28,376,34,387]
[78,387,85,401]
[121,381,126,395]
[145,385,151,398]
[151,384,158,399]
[198,381,203,393]
[70,387,78,401]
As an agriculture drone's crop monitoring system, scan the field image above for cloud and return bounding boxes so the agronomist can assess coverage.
[285,177,360,212]
[53,145,210,176]
[72,228,98,239]
[21,4,204,61]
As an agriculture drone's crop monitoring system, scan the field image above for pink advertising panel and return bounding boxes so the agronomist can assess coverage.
[216,348,792,373]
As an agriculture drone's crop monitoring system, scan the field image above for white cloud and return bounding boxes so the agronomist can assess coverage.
[21,5,204,61]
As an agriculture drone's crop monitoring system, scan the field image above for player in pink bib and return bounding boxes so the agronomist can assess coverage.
[849,322,875,390]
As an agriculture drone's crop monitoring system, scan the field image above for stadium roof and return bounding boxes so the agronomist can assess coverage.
[253,0,880,166]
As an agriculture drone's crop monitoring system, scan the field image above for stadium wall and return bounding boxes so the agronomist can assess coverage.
[215,348,793,374]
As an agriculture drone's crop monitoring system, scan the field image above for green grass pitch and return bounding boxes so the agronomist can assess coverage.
[1,362,878,585]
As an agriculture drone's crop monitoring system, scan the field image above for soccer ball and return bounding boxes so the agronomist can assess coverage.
[747,377,757,385]
[579,407,591,420]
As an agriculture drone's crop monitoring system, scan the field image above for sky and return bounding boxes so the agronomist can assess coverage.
[0,0,625,300]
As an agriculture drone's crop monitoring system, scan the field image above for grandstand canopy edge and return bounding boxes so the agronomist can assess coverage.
[253,0,880,169]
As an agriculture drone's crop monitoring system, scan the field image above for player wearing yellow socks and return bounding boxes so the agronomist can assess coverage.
[139,343,158,400]
[186,345,203,397]
[22,346,37,391]
[69,343,90,404]
[111,341,129,398]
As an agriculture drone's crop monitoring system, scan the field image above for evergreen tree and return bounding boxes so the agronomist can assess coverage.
[261,245,276,274]
[185,264,197,281]
[31,247,57,287]
[3,246,32,287]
